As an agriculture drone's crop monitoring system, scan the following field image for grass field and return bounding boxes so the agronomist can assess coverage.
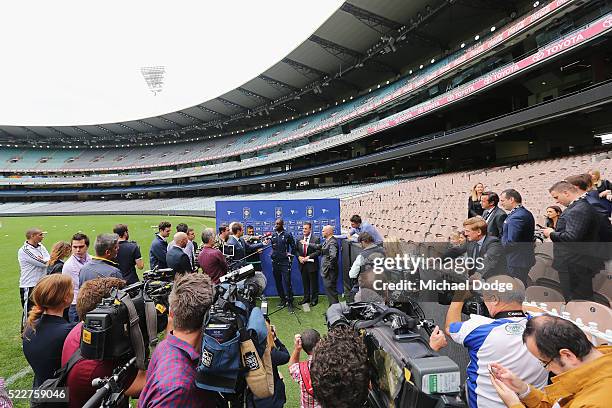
[0,215,329,407]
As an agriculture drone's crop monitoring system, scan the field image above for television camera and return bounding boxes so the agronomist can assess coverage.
[326,301,465,408]
[81,267,175,408]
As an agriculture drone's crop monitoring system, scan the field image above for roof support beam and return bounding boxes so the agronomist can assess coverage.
[340,3,401,34]
[282,58,329,79]
[217,97,248,110]
[259,75,300,92]
[237,87,273,103]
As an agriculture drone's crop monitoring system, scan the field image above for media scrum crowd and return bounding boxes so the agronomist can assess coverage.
[4,171,611,408]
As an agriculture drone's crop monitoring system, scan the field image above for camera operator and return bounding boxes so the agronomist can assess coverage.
[61,277,146,408]
[443,276,547,408]
[138,273,215,407]
[213,224,230,252]
[310,327,369,408]
[166,232,193,276]
[79,234,124,287]
[198,228,228,284]
[490,315,612,408]
[347,232,385,302]
[271,218,297,312]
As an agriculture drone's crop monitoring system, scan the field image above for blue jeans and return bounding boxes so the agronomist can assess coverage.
[68,304,79,323]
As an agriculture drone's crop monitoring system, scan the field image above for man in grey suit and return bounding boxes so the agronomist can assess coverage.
[481,191,507,238]
[319,225,339,305]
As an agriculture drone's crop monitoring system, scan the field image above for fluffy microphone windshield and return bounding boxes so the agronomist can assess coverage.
[244,271,267,297]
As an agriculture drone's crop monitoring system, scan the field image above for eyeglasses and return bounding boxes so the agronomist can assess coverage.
[539,357,555,368]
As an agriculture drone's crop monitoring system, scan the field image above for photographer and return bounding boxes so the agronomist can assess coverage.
[198,228,228,284]
[247,320,290,408]
[310,327,369,408]
[61,277,146,408]
[138,273,215,407]
[443,276,547,408]
[213,224,230,252]
[347,232,385,301]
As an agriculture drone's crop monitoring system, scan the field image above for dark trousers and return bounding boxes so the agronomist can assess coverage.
[272,261,293,303]
[558,264,594,301]
[300,267,319,302]
[507,266,530,286]
[20,287,34,332]
[322,270,339,305]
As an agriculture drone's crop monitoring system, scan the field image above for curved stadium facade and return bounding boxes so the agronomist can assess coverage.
[1,0,611,203]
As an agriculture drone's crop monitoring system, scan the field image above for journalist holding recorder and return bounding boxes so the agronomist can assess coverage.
[439,276,548,408]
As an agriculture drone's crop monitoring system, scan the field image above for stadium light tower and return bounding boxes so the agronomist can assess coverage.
[140,66,166,95]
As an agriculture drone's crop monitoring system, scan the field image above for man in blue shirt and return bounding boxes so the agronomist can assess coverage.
[347,214,383,245]
[150,221,172,269]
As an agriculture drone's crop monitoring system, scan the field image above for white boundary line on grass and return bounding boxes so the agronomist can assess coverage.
[5,366,32,386]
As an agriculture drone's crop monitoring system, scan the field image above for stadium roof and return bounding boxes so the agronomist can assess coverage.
[0,0,527,146]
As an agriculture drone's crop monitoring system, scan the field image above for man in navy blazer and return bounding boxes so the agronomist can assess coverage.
[226,222,266,267]
[149,221,172,269]
[499,189,535,285]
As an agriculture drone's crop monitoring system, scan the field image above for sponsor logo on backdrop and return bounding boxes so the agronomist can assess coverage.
[275,207,282,218]
[306,206,314,218]
[243,207,251,220]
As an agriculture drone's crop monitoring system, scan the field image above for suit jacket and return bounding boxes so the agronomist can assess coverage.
[483,206,507,238]
[227,235,263,266]
[166,246,192,275]
[294,234,321,273]
[501,206,536,269]
[550,198,602,271]
[149,234,168,269]
[446,236,507,279]
[319,236,339,278]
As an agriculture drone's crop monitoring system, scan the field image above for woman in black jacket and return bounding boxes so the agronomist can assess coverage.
[467,182,485,218]
[46,240,71,275]
[22,274,75,387]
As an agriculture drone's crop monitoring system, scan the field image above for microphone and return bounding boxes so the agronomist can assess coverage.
[244,271,267,298]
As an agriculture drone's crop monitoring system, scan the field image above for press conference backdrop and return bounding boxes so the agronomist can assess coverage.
[215,199,342,296]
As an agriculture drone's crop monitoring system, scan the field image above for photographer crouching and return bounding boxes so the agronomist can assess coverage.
[139,273,215,407]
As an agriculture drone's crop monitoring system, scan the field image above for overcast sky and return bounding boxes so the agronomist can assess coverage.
[0,0,343,126]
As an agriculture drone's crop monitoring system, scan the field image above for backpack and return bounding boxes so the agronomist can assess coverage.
[30,350,82,408]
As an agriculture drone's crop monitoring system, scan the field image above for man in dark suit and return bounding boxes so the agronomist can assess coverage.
[319,225,339,305]
[446,217,506,279]
[295,222,321,307]
[499,189,536,285]
[226,223,266,268]
[166,232,192,276]
[566,174,612,242]
[542,181,601,301]
[149,221,171,269]
[480,191,507,238]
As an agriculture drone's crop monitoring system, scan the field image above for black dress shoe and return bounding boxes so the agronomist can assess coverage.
[287,303,295,313]
[298,298,310,305]
[309,300,318,307]
[277,300,287,308]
